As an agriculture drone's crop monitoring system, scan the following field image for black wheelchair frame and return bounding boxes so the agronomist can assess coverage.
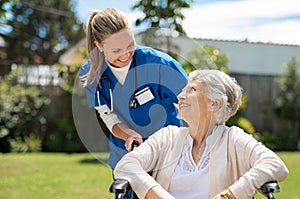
[110,141,281,199]
[110,179,280,199]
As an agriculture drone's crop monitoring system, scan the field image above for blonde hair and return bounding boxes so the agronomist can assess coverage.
[84,8,131,87]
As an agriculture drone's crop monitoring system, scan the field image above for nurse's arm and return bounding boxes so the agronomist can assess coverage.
[112,123,143,151]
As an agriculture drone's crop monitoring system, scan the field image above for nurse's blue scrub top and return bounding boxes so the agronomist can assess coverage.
[80,46,188,169]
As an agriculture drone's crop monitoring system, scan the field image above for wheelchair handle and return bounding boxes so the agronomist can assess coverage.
[110,141,140,198]
[131,140,139,151]
[259,181,280,199]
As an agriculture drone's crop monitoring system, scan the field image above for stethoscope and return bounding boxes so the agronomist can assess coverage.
[96,57,138,114]
[97,76,114,114]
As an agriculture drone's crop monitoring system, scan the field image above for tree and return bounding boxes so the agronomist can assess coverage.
[0,0,84,65]
[275,56,300,121]
[183,45,229,73]
[132,0,193,34]
[0,67,50,152]
[274,56,300,150]
[0,0,16,18]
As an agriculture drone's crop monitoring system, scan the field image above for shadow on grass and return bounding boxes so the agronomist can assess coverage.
[79,157,109,166]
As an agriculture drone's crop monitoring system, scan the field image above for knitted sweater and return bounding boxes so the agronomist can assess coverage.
[114,125,289,199]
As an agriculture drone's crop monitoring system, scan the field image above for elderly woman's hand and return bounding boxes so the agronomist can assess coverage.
[212,189,236,199]
[212,195,223,199]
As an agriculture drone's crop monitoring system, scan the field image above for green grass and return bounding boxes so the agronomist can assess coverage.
[0,152,299,199]
[254,152,300,199]
[0,153,114,199]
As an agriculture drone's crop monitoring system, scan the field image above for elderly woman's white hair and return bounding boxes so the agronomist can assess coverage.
[189,69,243,124]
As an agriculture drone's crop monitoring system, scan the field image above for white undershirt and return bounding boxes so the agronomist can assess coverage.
[168,134,212,199]
[106,60,132,85]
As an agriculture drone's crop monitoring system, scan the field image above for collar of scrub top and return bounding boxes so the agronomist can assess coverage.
[96,55,137,114]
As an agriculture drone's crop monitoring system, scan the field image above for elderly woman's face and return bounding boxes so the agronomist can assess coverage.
[101,29,136,68]
[177,80,212,124]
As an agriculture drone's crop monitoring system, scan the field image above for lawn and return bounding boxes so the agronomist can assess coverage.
[254,152,300,199]
[0,153,114,199]
[0,152,299,199]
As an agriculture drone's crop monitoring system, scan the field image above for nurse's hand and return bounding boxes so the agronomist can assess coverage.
[125,133,143,152]
[111,123,143,151]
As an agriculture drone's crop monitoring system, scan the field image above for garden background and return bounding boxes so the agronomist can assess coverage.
[1,0,300,198]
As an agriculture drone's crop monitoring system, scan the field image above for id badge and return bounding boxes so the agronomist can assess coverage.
[135,87,155,105]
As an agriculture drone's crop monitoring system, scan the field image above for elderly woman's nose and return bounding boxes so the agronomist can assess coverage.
[177,91,186,100]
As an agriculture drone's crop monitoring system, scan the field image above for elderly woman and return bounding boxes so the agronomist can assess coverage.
[114,69,289,199]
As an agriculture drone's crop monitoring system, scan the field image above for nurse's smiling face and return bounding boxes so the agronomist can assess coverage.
[100,29,136,68]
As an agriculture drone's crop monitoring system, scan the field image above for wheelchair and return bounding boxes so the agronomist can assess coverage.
[109,140,281,199]
[110,179,280,199]
[109,141,280,199]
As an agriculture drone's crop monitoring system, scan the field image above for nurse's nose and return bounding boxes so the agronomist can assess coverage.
[119,52,130,59]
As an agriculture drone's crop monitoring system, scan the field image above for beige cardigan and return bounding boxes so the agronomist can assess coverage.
[114,125,289,199]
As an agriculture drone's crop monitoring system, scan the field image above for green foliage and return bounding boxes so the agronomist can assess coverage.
[227,116,255,134]
[275,56,300,122]
[54,63,81,94]
[253,131,277,150]
[0,67,50,152]
[43,114,85,152]
[275,56,300,150]
[0,0,18,18]
[54,44,87,93]
[274,129,298,151]
[183,45,230,74]
[226,92,278,149]
[136,28,181,53]
[9,134,42,152]
[133,0,194,34]
[0,0,84,64]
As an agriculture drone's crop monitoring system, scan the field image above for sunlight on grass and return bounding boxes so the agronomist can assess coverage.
[0,153,114,199]
[0,152,299,199]
[254,152,300,199]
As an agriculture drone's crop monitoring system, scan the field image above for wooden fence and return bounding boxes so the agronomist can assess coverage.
[232,73,294,136]
[3,65,297,151]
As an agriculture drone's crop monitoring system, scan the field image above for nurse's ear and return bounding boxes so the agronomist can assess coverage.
[94,40,103,52]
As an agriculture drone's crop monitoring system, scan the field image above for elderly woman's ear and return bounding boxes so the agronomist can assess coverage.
[210,99,222,111]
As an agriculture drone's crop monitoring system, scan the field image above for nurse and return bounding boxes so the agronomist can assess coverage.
[80,8,188,170]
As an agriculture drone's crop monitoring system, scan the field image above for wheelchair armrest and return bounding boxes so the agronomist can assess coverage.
[110,142,139,198]
[109,179,131,194]
[259,181,280,199]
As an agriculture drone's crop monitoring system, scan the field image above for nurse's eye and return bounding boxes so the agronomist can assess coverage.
[127,42,135,50]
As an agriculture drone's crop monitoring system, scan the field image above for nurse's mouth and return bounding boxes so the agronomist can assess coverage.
[118,58,130,63]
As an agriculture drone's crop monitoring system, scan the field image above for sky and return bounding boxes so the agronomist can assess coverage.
[73,0,300,46]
